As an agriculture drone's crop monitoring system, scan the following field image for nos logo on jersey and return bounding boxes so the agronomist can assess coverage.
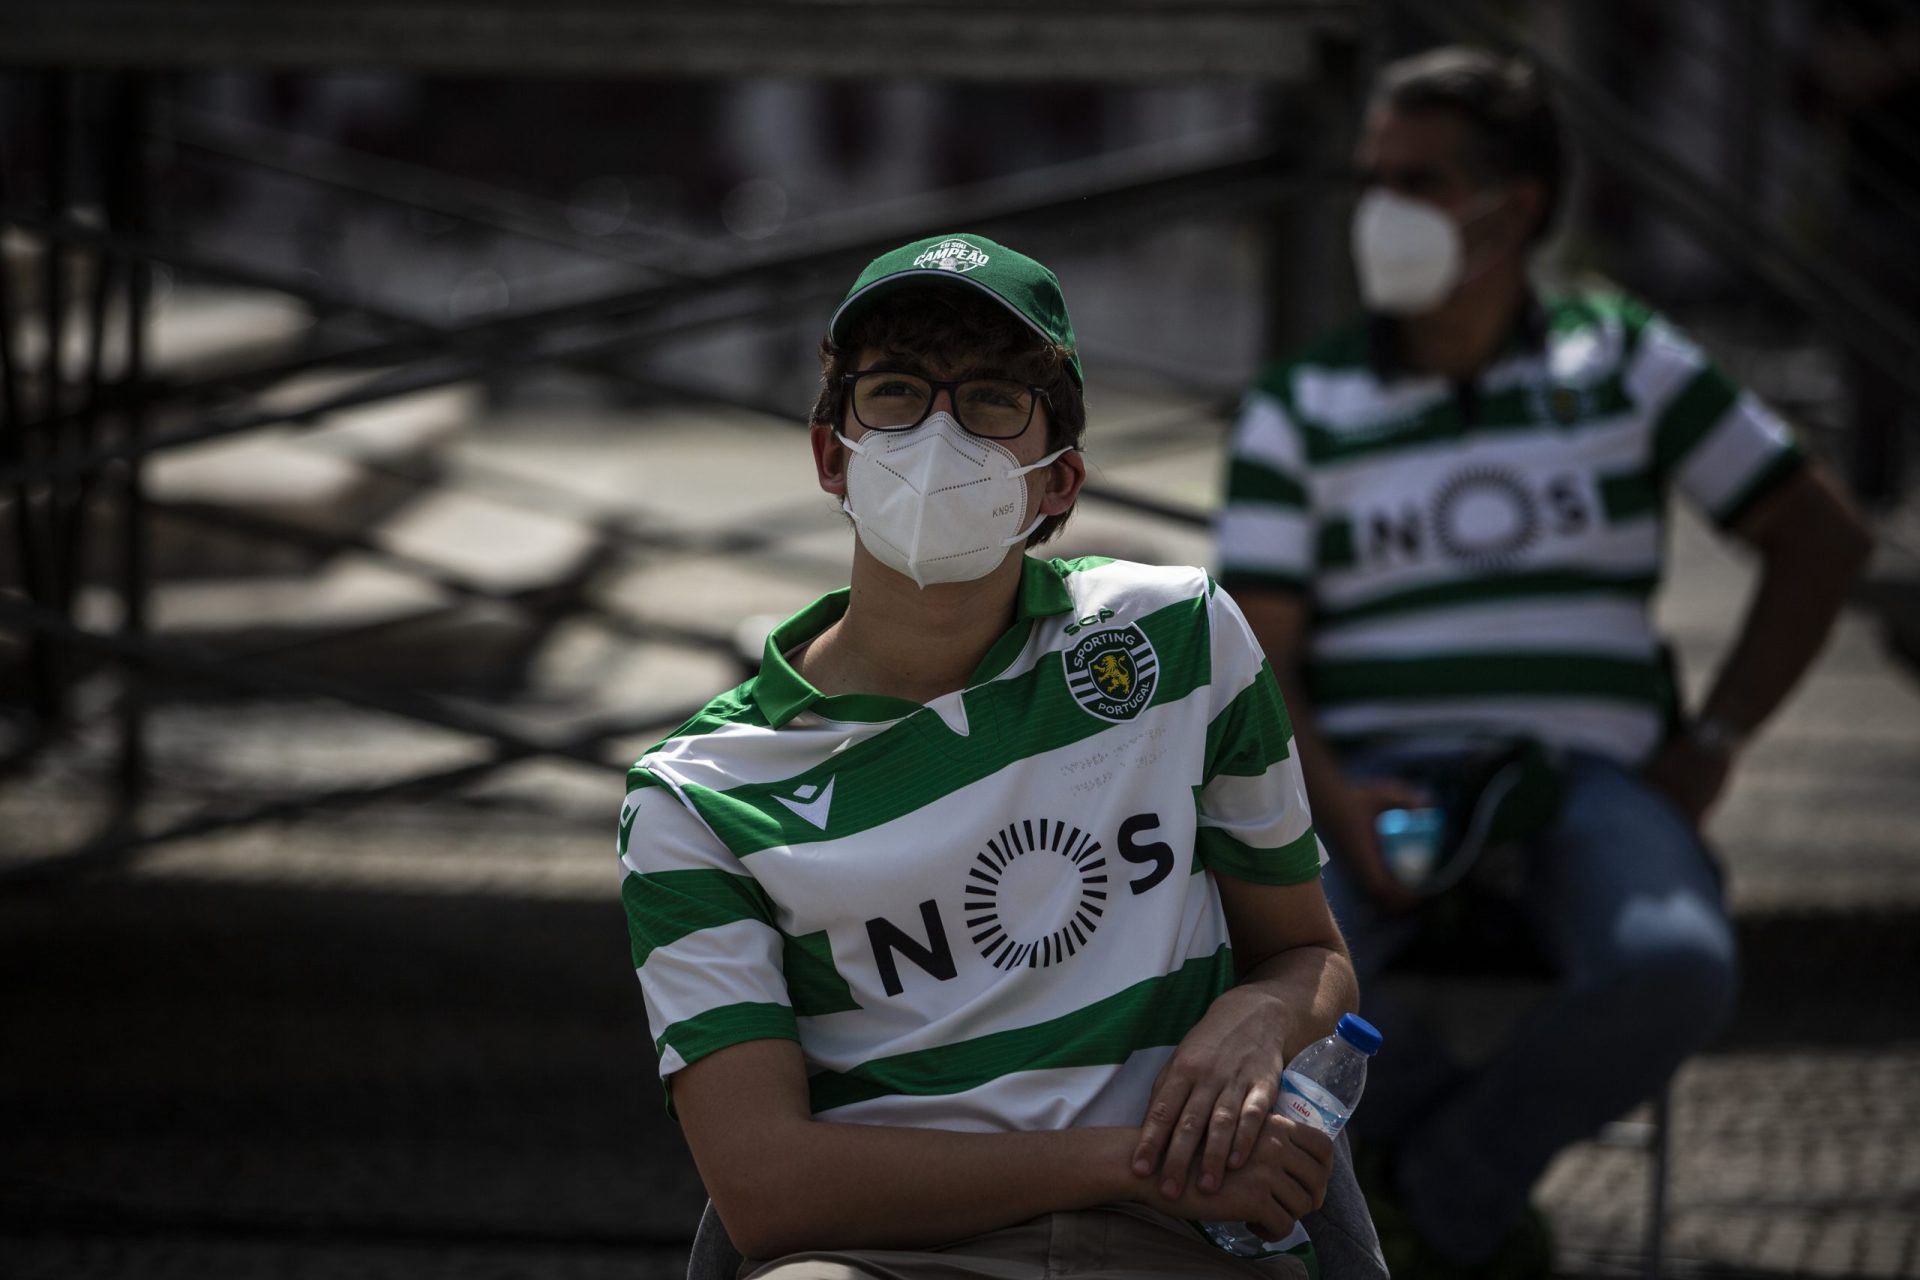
[865,811,1177,996]
[1065,625,1159,722]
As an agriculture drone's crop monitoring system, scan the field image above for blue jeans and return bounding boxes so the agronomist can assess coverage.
[1322,751,1739,1262]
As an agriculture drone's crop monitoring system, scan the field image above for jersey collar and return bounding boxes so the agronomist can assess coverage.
[751,556,1075,728]
[1367,288,1548,381]
[1017,552,1076,620]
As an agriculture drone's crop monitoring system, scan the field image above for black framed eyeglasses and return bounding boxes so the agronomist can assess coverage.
[841,370,1047,441]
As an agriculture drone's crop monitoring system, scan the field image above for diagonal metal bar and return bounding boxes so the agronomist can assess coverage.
[0,595,624,771]
[3,201,450,336]
[1077,483,1213,529]
[5,136,1310,459]
[280,432,838,562]
[0,283,791,489]
[2,205,727,438]
[0,696,701,887]
[219,596,475,668]
[0,202,457,447]
[158,103,707,273]
[147,497,747,661]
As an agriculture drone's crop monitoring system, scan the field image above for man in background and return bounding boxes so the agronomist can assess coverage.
[1216,46,1873,1277]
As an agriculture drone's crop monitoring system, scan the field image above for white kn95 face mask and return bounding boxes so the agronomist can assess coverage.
[1350,187,1466,315]
[838,412,1072,589]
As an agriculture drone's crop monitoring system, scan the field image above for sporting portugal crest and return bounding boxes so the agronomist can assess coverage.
[1065,624,1159,722]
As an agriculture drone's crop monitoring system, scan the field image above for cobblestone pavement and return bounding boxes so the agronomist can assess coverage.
[1538,1049,1920,1278]
[4,389,1917,1279]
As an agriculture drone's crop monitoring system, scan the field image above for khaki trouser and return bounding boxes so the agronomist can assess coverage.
[740,1204,1312,1280]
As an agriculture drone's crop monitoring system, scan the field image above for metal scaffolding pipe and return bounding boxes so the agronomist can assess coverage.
[10,136,1309,452]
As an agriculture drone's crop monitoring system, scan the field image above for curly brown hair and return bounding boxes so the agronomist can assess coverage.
[811,285,1086,547]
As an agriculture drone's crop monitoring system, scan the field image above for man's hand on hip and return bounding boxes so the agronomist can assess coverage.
[1317,775,1427,914]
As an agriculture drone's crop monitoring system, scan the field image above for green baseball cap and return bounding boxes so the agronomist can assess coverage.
[828,233,1082,386]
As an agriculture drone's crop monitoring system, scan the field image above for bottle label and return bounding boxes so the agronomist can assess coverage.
[1278,1071,1349,1136]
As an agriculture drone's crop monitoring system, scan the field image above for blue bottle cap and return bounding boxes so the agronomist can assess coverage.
[1335,1013,1383,1056]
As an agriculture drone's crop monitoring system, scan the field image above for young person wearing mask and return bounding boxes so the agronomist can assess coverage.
[623,234,1369,1279]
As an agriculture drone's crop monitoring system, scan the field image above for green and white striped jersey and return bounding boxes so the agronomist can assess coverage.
[621,556,1323,1131]
[1218,294,1804,766]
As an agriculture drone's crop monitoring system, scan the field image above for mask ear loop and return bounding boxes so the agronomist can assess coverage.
[833,432,868,529]
[1007,445,1074,478]
[1447,186,1519,295]
[997,446,1077,547]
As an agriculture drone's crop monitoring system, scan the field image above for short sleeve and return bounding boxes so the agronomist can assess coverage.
[1217,387,1315,592]
[1194,584,1323,885]
[620,767,797,1091]
[1627,314,1805,527]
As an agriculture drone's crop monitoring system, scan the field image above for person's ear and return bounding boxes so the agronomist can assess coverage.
[1037,448,1087,517]
[811,421,850,497]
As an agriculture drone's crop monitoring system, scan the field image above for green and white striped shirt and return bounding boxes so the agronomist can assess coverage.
[621,555,1323,1130]
[1218,293,1803,766]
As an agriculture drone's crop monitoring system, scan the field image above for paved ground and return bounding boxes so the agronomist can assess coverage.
[3,355,1918,1278]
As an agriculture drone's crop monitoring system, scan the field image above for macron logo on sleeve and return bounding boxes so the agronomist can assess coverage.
[774,776,836,831]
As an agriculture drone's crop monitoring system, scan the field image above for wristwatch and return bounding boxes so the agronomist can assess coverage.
[1689,713,1747,759]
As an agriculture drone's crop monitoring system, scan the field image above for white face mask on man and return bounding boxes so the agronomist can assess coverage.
[838,412,1072,589]
[1349,187,1507,316]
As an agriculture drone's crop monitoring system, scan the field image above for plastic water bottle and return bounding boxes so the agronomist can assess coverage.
[1198,1012,1383,1257]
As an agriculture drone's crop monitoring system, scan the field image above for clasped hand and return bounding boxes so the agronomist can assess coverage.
[1127,988,1332,1238]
